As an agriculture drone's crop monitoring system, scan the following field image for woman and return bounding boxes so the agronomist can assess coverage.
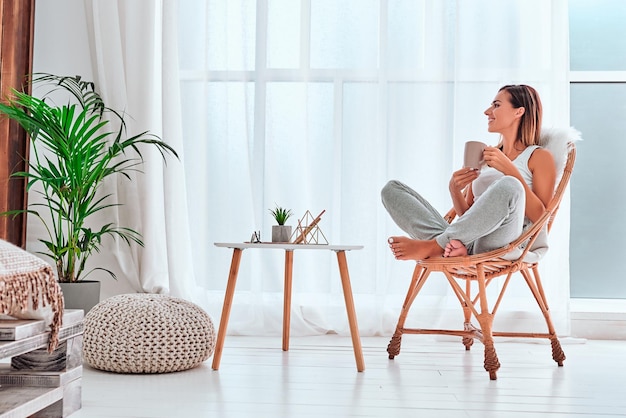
[381,84,556,260]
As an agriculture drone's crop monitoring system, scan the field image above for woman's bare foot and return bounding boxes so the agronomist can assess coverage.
[387,236,443,261]
[443,239,468,257]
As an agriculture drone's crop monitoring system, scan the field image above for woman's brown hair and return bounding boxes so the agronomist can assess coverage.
[499,84,542,146]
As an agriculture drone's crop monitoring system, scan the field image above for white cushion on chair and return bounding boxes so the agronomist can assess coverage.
[539,126,582,179]
[503,127,582,264]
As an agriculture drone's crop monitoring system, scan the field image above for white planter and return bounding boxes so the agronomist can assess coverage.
[272,225,292,243]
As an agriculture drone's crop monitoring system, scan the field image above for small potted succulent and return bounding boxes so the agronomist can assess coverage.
[269,205,293,243]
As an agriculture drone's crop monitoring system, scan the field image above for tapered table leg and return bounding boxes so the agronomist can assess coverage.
[336,250,365,372]
[282,250,294,351]
[212,248,243,370]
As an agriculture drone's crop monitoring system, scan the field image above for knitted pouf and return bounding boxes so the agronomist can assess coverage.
[83,293,216,373]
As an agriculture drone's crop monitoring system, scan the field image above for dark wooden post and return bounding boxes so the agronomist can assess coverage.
[0,0,35,247]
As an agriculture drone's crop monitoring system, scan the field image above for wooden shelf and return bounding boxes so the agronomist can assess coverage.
[0,310,84,417]
[0,310,83,359]
[0,319,45,341]
[0,386,63,418]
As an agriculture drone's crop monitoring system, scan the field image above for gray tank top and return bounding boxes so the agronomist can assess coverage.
[472,145,539,199]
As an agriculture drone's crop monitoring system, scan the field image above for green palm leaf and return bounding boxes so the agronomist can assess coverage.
[0,73,179,282]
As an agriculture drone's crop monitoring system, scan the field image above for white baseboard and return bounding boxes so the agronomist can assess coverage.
[570,298,626,340]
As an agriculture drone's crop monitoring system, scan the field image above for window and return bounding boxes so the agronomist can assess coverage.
[569,0,626,298]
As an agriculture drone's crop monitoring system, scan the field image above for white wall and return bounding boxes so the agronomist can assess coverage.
[33,0,92,78]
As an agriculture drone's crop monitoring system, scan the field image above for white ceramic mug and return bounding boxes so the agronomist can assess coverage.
[463,141,487,170]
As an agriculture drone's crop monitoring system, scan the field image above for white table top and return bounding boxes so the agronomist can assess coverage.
[214,242,363,251]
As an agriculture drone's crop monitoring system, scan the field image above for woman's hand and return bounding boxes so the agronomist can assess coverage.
[483,146,516,175]
[449,167,479,216]
[449,167,479,193]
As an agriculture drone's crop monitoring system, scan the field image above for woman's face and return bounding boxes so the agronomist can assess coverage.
[484,90,522,134]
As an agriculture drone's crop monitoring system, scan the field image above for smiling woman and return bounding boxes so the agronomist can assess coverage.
[382,84,554,262]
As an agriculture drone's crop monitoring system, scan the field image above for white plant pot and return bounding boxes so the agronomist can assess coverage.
[272,225,292,243]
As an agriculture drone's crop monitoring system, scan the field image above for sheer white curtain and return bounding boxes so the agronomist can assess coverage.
[81,0,200,300]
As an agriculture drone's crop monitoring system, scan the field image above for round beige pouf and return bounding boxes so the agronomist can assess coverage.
[83,293,216,373]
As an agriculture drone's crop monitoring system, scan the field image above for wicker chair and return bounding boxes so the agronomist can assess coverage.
[387,129,578,380]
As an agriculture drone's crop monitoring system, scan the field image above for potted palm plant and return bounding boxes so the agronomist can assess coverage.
[269,205,293,243]
[0,73,178,313]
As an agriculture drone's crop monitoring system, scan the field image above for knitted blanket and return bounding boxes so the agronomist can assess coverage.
[0,239,63,351]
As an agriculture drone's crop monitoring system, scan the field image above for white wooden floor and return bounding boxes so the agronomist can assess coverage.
[69,335,626,418]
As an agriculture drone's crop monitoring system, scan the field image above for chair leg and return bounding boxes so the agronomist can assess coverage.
[484,340,500,381]
[476,264,500,380]
[474,311,500,380]
[387,327,403,359]
[444,275,483,351]
[521,266,566,366]
[462,322,483,350]
[550,337,566,366]
[461,335,474,350]
[461,279,477,350]
[387,265,429,359]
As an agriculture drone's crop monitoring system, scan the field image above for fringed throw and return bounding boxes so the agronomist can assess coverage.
[0,239,63,351]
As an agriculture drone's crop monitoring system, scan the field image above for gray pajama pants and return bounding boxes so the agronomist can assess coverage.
[381,176,526,255]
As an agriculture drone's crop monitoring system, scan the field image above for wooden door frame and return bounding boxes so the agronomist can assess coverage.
[0,0,35,247]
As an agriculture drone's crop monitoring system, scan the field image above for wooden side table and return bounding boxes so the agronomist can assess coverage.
[212,243,365,372]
